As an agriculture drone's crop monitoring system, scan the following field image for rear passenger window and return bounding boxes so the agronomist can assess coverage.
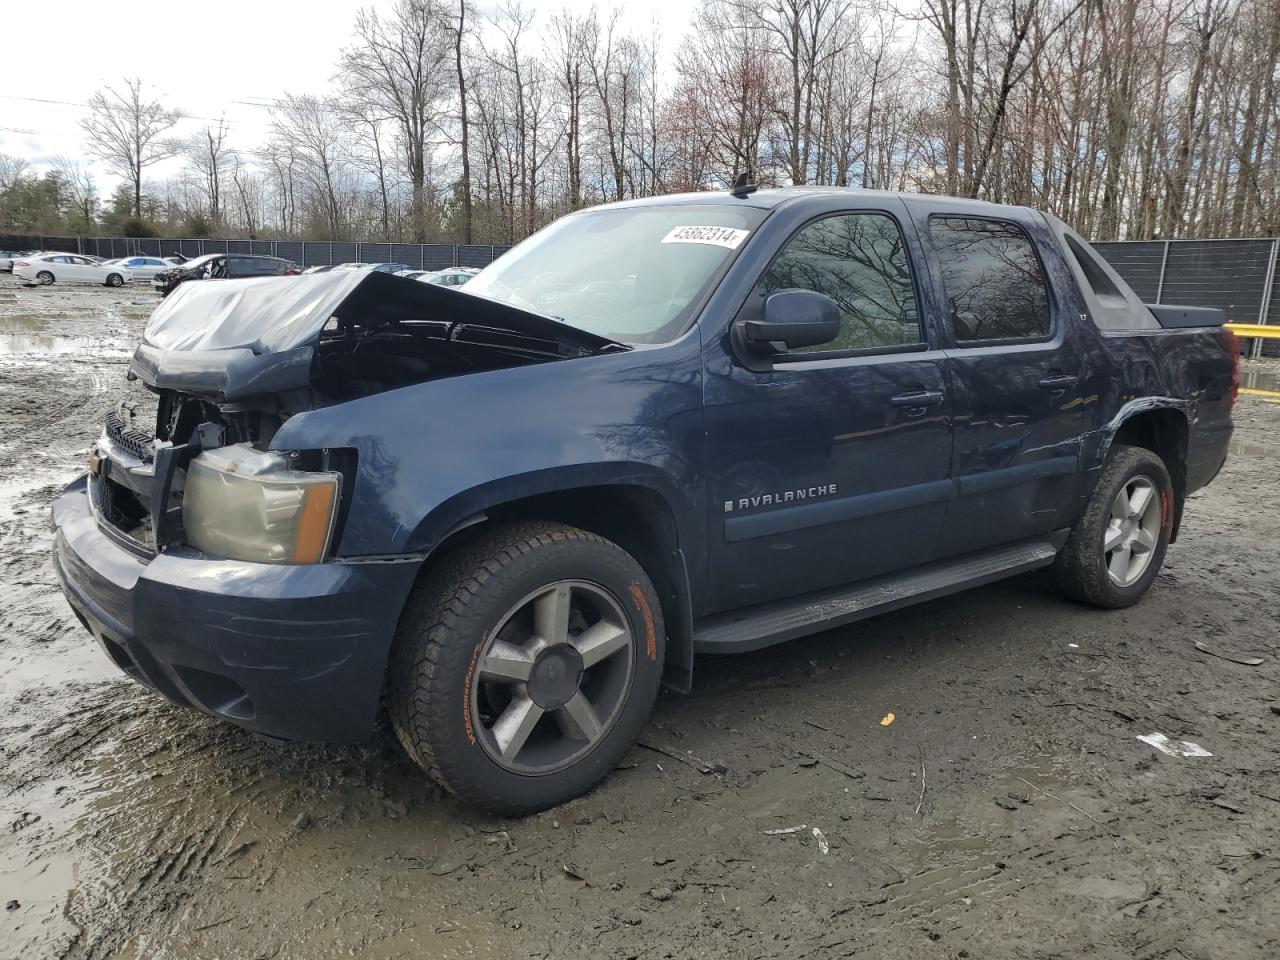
[929,217,1051,341]
[758,212,922,355]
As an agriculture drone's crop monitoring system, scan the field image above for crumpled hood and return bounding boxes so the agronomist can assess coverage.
[130,270,625,400]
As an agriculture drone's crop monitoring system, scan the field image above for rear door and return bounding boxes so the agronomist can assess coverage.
[702,201,954,612]
[910,205,1086,555]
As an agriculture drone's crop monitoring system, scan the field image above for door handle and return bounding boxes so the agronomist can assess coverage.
[1037,374,1079,391]
[890,390,945,408]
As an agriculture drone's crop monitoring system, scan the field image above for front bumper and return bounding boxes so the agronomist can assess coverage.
[52,476,421,742]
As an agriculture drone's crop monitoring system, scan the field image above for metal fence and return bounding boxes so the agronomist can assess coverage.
[0,235,513,271]
[1094,238,1279,357]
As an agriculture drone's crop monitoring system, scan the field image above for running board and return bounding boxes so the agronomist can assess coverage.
[693,537,1064,655]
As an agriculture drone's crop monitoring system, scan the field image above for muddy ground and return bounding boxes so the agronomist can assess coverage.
[0,273,1277,960]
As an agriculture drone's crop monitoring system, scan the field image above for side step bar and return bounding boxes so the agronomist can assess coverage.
[692,536,1065,655]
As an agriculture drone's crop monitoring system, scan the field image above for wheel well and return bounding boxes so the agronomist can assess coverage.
[428,485,695,691]
[1111,409,1189,539]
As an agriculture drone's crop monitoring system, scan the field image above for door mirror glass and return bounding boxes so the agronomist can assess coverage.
[741,289,841,354]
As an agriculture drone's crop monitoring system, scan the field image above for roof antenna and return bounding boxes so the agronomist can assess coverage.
[730,171,758,197]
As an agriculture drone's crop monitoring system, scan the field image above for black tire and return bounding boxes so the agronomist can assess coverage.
[1053,444,1174,608]
[389,521,665,816]
[36,271,54,285]
[106,273,124,287]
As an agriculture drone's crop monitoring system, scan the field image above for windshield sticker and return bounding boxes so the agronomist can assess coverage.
[661,225,750,249]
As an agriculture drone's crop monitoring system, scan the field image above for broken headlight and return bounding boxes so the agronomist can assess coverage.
[182,444,340,564]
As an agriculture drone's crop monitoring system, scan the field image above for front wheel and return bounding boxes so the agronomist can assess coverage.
[105,273,124,287]
[389,521,665,815]
[36,271,54,285]
[1053,444,1174,608]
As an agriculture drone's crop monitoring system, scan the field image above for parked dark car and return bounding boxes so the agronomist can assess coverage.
[152,253,299,296]
[53,187,1237,815]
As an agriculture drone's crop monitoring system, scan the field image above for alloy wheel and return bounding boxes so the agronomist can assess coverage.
[470,580,634,775]
[1103,476,1161,587]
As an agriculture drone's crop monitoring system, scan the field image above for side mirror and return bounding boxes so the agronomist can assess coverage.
[740,289,841,355]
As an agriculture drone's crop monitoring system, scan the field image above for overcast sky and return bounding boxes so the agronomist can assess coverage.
[0,0,694,193]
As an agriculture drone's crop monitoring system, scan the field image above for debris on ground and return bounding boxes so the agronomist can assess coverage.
[1137,732,1214,758]
[1194,640,1265,666]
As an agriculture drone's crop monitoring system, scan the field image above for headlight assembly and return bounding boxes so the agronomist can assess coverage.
[182,444,341,564]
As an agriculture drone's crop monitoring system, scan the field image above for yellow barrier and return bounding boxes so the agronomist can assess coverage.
[1226,323,1280,339]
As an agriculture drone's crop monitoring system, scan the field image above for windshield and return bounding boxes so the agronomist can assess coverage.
[464,203,768,344]
[179,254,220,271]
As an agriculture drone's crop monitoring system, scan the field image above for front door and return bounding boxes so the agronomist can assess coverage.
[53,255,91,282]
[913,209,1085,556]
[703,204,954,614]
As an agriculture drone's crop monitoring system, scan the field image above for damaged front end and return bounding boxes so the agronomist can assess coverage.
[93,270,627,557]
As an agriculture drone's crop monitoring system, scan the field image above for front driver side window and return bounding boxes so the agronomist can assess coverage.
[757,212,922,355]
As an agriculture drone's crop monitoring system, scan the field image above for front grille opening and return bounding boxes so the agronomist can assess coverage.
[174,665,255,721]
[100,635,153,688]
[91,475,152,545]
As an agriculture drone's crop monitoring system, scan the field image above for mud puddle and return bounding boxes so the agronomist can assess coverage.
[0,334,131,357]
[1229,436,1277,457]
[1239,365,1280,400]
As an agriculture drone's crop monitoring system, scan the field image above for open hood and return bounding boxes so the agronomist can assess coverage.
[129,270,626,401]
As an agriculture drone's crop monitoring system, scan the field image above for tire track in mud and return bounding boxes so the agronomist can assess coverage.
[1,684,280,960]
[0,359,122,651]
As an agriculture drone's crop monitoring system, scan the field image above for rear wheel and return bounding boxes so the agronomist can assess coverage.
[389,521,665,815]
[36,271,54,285]
[1053,444,1173,608]
[105,273,124,287]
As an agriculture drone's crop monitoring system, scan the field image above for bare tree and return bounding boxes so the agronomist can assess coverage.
[444,0,475,241]
[230,155,262,238]
[80,77,180,218]
[186,117,232,232]
[54,157,98,229]
[339,0,450,241]
[269,94,350,238]
[0,154,31,192]
[8,0,1278,245]
[550,8,592,209]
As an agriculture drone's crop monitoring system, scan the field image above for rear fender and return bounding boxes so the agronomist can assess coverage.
[1089,397,1191,470]
[1086,399,1190,539]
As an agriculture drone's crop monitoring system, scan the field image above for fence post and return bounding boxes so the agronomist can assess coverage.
[1155,240,1170,304]
[1254,238,1279,360]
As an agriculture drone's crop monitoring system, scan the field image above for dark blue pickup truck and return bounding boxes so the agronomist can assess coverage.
[52,187,1237,813]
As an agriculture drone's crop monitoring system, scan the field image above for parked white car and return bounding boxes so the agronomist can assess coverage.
[103,256,175,281]
[416,267,480,287]
[13,253,132,287]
